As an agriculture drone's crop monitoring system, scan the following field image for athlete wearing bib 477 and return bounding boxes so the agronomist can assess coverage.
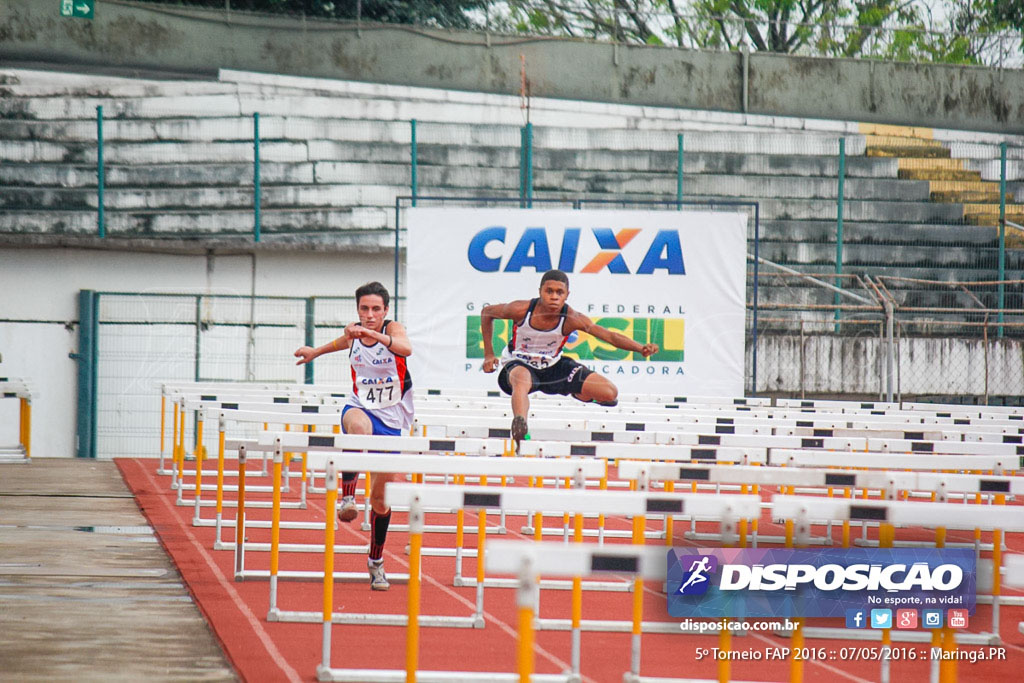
[480,269,658,452]
[293,281,412,591]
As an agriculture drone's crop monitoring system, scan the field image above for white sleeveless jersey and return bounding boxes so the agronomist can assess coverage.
[500,299,569,370]
[346,320,414,430]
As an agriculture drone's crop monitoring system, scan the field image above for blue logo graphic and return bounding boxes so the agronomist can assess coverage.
[676,555,718,596]
[870,609,893,629]
[466,227,686,275]
[845,609,867,629]
[922,609,944,628]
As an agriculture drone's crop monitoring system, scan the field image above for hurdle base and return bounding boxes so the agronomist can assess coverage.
[855,538,996,551]
[628,677,764,683]
[977,594,1024,606]
[456,576,631,592]
[521,525,635,539]
[389,523,507,535]
[405,545,478,558]
[684,531,832,546]
[219,541,369,554]
[234,569,410,584]
[537,618,721,634]
[270,609,478,628]
[318,668,572,682]
[790,625,1000,646]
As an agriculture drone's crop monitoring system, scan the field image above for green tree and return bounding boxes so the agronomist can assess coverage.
[138,0,490,29]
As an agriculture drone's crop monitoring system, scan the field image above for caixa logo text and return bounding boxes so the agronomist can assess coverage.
[467,227,686,274]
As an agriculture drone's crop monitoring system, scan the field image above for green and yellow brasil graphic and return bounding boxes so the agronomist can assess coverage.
[466,316,684,362]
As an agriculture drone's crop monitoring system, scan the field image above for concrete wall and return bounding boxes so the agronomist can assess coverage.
[753,334,1024,398]
[1,0,1022,134]
[0,247,392,458]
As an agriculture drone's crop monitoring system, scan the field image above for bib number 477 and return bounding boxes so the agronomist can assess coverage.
[365,385,395,404]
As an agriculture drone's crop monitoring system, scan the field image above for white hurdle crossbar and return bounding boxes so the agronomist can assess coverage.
[387,482,761,679]
[772,494,1024,646]
[273,448,606,629]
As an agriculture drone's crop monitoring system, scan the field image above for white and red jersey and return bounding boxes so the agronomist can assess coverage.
[500,298,569,370]
[346,320,414,430]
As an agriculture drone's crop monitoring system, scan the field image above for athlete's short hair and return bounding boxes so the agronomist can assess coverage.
[540,269,569,289]
[355,281,390,308]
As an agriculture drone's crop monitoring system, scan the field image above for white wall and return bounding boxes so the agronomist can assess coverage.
[0,247,393,458]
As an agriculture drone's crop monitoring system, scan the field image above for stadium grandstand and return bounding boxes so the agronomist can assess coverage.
[2,1,1024,681]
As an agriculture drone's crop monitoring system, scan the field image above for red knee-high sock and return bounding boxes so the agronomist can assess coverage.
[369,508,392,561]
[341,471,358,498]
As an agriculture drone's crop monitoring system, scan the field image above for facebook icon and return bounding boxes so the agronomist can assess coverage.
[845,609,867,629]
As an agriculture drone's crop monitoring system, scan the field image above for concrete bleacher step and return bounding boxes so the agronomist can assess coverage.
[539,172,929,201]
[900,168,982,181]
[752,260,1018,283]
[760,220,1004,246]
[0,207,393,235]
[0,162,316,188]
[0,184,406,211]
[565,194,964,223]
[756,241,1020,269]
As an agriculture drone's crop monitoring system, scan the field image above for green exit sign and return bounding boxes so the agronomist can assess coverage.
[60,0,94,20]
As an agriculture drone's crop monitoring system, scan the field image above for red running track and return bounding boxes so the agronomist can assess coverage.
[117,458,1024,683]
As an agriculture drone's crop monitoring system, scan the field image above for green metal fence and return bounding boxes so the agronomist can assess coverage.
[78,291,362,459]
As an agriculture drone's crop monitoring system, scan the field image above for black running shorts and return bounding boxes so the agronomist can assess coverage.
[497,357,592,397]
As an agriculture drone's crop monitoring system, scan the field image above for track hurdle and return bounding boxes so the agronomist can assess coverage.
[771,494,1023,646]
[228,440,355,582]
[169,397,335,484]
[271,448,606,627]
[1004,555,1024,639]
[485,540,749,683]
[199,407,347,537]
[0,380,31,463]
[387,481,762,680]
[617,461,922,548]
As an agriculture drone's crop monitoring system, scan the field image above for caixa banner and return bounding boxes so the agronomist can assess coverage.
[667,548,976,618]
[406,208,747,395]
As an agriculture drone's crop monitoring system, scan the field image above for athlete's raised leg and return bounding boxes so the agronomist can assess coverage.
[338,408,374,522]
[367,470,394,590]
[573,373,619,407]
[508,365,532,451]
[342,407,393,590]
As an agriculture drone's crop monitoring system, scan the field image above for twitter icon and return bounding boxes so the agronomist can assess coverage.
[870,609,893,629]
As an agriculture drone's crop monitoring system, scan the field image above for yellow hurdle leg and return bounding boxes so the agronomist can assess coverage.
[517,602,534,683]
[789,618,804,683]
[21,399,31,460]
[321,463,337,674]
[406,529,422,683]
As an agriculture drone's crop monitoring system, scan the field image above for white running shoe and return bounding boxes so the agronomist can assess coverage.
[338,495,358,523]
[368,559,390,591]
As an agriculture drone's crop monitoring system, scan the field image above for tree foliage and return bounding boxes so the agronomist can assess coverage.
[139,0,489,29]
[491,0,1022,65]
[138,1,1023,65]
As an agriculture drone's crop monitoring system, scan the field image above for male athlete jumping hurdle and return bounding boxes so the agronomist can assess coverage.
[480,269,658,452]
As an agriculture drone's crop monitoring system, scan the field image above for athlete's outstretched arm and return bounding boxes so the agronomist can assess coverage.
[294,332,353,365]
[566,310,659,358]
[379,320,412,357]
[479,300,529,373]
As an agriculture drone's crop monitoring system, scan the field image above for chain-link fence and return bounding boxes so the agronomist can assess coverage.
[94,292,357,457]
[751,268,1024,403]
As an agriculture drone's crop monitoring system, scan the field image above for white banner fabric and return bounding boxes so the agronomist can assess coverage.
[406,208,747,397]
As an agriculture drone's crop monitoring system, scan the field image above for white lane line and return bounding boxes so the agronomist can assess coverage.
[140,462,304,683]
